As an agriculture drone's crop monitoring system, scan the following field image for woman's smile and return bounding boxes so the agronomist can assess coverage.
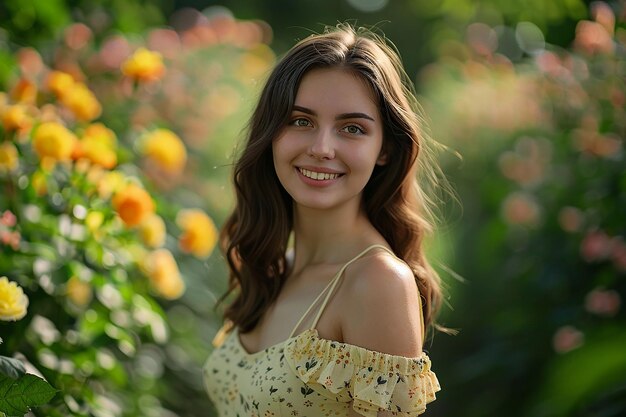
[295,166,345,187]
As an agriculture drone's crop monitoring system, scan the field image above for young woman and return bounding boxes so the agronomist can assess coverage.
[203,24,444,417]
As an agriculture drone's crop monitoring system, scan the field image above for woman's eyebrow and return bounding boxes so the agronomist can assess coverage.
[292,105,375,122]
[336,112,375,122]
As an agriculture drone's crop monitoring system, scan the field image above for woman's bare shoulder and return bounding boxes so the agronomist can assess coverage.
[340,248,423,357]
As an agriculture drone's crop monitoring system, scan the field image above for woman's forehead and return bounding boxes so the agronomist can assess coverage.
[293,67,379,116]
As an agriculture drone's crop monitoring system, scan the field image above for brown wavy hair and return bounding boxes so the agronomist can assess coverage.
[216,23,446,338]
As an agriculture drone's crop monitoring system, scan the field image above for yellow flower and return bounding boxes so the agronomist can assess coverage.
[139,213,166,248]
[0,142,19,172]
[83,123,117,148]
[32,121,77,162]
[31,170,47,195]
[2,104,33,133]
[75,137,117,169]
[47,71,75,98]
[0,92,8,112]
[10,78,37,104]
[141,128,187,174]
[176,209,217,258]
[112,183,155,227]
[142,249,185,299]
[59,82,101,121]
[121,48,166,83]
[73,123,117,168]
[66,276,92,308]
[0,276,29,321]
[95,170,125,199]
[85,210,104,232]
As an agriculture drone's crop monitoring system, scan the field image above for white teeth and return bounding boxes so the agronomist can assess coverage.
[299,168,340,181]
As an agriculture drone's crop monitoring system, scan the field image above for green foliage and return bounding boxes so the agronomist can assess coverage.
[0,357,25,380]
[534,327,626,416]
[0,7,272,416]
[421,2,626,416]
[0,373,57,417]
[0,0,167,54]
[0,340,55,417]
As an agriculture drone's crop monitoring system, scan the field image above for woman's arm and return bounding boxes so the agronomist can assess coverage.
[343,251,426,416]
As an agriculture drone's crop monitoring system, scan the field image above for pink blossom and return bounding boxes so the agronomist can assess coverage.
[553,326,584,353]
[580,230,612,262]
[585,288,621,316]
[8,231,20,250]
[574,20,614,55]
[99,35,132,69]
[501,192,541,226]
[557,207,584,233]
[147,29,181,60]
[591,1,615,35]
[1,210,16,227]
[611,238,626,272]
[64,23,93,50]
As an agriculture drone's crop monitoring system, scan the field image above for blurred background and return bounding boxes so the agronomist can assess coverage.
[0,0,624,416]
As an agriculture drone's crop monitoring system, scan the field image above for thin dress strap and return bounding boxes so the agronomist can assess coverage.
[287,244,393,339]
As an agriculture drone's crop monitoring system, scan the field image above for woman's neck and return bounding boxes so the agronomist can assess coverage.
[290,203,379,271]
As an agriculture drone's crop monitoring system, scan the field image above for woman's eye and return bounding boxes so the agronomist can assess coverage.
[342,125,364,135]
[291,118,311,127]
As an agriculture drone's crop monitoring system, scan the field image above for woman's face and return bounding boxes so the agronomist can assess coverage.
[272,67,386,212]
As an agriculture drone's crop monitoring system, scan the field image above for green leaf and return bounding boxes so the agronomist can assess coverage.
[0,373,57,416]
[532,328,626,416]
[0,357,25,380]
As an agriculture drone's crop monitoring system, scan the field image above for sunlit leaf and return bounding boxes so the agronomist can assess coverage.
[0,373,57,416]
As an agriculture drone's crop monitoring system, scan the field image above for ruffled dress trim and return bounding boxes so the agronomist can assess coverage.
[284,328,440,417]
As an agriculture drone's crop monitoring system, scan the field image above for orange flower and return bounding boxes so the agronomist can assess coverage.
[139,213,166,248]
[0,142,19,172]
[59,82,102,121]
[121,48,165,83]
[142,249,185,299]
[32,121,77,162]
[2,104,33,133]
[10,78,37,104]
[176,209,218,258]
[141,128,187,173]
[112,183,155,227]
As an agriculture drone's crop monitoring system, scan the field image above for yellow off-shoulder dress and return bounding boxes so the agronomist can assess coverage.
[203,245,440,417]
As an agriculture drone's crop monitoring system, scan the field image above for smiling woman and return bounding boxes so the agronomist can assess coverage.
[273,67,386,210]
[204,23,446,417]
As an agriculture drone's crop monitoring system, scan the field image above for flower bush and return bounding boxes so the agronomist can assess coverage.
[0,8,273,417]
[420,2,626,416]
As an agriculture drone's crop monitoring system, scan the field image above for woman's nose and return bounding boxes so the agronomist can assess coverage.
[308,129,335,160]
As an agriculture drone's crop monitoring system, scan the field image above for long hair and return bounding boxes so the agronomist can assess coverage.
[216,23,445,337]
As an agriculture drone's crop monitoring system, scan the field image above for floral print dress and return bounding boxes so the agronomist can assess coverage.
[203,245,440,417]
